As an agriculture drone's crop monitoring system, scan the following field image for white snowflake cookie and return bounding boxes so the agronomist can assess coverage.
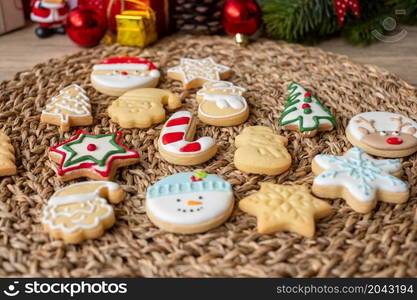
[312,147,409,213]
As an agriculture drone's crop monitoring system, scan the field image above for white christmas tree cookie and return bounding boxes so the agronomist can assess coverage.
[41,84,92,132]
[196,81,249,126]
[146,171,234,234]
[278,82,336,137]
[312,147,409,214]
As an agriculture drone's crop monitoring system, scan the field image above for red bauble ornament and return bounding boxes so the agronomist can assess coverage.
[66,8,107,47]
[222,0,262,45]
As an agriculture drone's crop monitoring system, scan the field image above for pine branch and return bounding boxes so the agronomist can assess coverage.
[387,0,417,24]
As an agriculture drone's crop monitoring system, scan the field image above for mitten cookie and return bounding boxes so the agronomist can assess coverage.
[0,132,16,176]
[234,126,291,175]
[346,111,417,158]
[196,81,249,126]
[49,130,140,181]
[146,172,234,234]
[312,147,409,213]
[108,88,181,128]
[167,57,231,89]
[91,57,160,96]
[42,181,124,244]
[158,111,217,165]
[41,84,92,132]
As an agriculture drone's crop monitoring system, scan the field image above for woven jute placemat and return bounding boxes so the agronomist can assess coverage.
[1,34,417,278]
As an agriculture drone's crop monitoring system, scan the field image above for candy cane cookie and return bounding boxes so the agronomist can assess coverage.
[158,111,217,165]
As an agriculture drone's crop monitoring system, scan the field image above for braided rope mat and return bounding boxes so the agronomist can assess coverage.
[1,34,417,278]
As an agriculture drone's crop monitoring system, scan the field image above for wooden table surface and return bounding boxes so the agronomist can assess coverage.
[0,23,416,86]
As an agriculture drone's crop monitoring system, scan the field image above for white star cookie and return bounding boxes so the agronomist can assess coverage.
[167,57,231,89]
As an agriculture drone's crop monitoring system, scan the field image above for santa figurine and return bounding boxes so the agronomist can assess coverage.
[30,0,69,38]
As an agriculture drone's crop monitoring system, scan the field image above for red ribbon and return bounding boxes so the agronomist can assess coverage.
[334,0,361,26]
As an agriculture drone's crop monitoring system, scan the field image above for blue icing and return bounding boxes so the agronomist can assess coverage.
[147,172,232,198]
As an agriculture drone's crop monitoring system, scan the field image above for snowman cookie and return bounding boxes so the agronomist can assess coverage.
[42,181,124,244]
[346,111,417,158]
[196,81,249,126]
[146,171,234,234]
[91,57,160,96]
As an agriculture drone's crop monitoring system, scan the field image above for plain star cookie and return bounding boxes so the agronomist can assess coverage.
[108,88,181,128]
[239,183,332,237]
[234,126,291,175]
[0,132,16,176]
[41,84,92,132]
[91,57,160,96]
[146,171,234,234]
[278,82,336,137]
[49,130,140,181]
[158,111,217,165]
[167,57,231,89]
[196,81,249,126]
[312,147,409,214]
[346,111,417,158]
[42,181,124,244]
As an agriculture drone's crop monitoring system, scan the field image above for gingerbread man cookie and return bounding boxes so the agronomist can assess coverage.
[312,147,409,214]
[41,84,92,132]
[42,181,124,244]
[108,88,181,128]
[0,132,16,176]
[167,57,231,89]
[196,81,249,126]
[158,111,217,166]
[49,130,140,181]
[234,126,291,175]
[346,111,417,158]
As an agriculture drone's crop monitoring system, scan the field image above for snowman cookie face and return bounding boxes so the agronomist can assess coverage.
[146,172,234,234]
[91,57,160,96]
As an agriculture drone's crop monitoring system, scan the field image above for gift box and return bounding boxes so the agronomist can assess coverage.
[0,0,25,35]
[116,8,157,47]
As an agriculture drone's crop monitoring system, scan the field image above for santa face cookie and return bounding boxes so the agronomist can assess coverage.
[278,82,336,137]
[49,130,140,181]
[91,57,160,96]
[312,147,409,214]
[346,111,417,158]
[196,81,249,126]
[42,181,124,244]
[146,172,234,234]
[158,111,217,166]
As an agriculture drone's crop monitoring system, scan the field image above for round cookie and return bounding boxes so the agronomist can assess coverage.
[91,57,160,96]
[346,111,417,158]
[146,171,234,234]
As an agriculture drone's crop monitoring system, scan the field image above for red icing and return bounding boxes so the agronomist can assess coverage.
[304,92,311,98]
[386,137,403,145]
[98,57,157,70]
[166,117,190,127]
[87,144,96,151]
[190,175,203,182]
[180,142,201,152]
[301,103,311,109]
[120,71,128,76]
[162,132,184,145]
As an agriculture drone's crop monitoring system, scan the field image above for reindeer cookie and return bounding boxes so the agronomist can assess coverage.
[234,126,292,175]
[346,112,417,158]
[196,81,249,126]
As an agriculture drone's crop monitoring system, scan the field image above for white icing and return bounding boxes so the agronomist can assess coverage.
[159,111,215,155]
[91,73,159,90]
[313,147,407,202]
[93,64,150,71]
[347,111,417,140]
[146,191,233,225]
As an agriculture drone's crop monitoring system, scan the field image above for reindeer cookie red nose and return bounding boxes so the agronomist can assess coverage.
[386,137,403,145]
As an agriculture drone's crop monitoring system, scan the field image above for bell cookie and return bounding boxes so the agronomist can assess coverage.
[196,81,249,126]
[91,57,160,96]
[146,171,234,234]
[346,111,417,158]
[41,84,92,132]
[239,183,332,237]
[312,147,409,214]
[42,181,124,244]
[49,130,140,181]
[278,82,336,137]
[234,126,291,175]
[158,111,217,166]
[0,132,16,176]
[167,57,231,90]
[108,88,181,128]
